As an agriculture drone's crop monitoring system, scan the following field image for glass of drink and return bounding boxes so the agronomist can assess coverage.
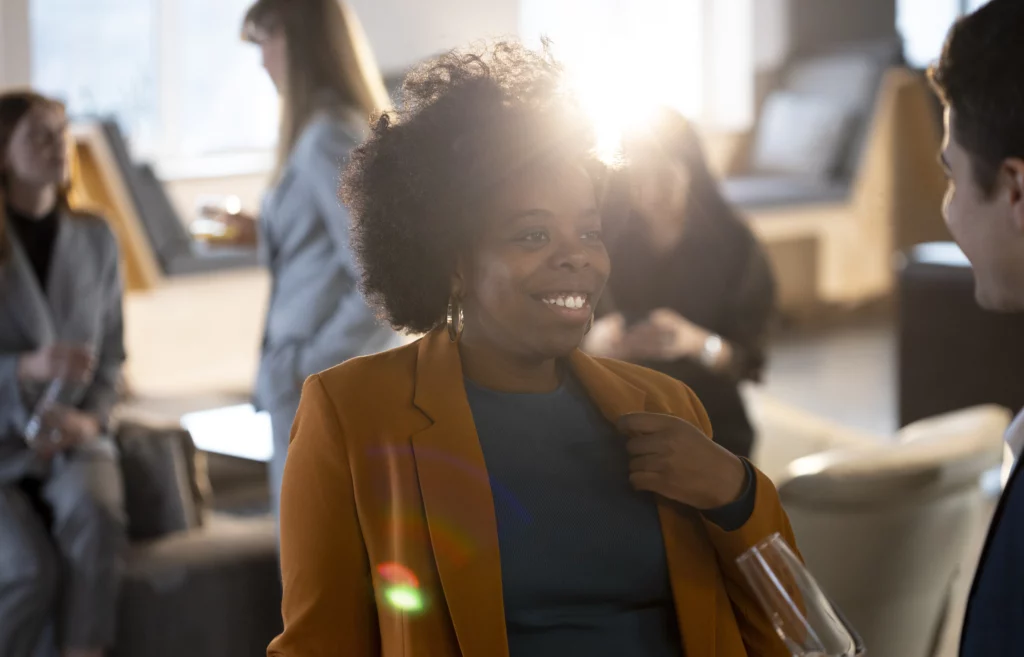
[190,194,243,243]
[737,533,865,657]
[23,377,66,449]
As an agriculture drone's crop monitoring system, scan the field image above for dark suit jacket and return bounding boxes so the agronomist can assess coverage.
[961,419,1024,656]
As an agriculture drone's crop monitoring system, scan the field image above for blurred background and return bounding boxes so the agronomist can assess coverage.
[2,1,1021,656]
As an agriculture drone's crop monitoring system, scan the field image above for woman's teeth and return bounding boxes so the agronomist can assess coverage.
[542,294,588,310]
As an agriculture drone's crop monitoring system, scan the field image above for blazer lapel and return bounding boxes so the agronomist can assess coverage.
[45,214,93,337]
[569,351,718,657]
[2,225,55,347]
[567,350,647,418]
[411,330,508,657]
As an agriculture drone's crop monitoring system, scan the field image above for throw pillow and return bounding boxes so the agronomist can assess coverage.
[117,421,210,540]
[750,91,854,179]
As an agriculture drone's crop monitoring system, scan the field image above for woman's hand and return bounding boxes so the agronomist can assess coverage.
[621,308,709,361]
[33,405,101,459]
[618,412,746,510]
[193,210,259,247]
[621,309,730,367]
[18,344,95,383]
[582,313,627,359]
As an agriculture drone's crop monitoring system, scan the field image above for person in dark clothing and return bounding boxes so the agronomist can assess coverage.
[928,1,1024,655]
[585,108,775,459]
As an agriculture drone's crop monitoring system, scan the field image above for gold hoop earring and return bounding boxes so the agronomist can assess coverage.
[446,297,464,342]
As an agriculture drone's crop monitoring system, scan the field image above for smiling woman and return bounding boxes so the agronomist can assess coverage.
[269,40,799,657]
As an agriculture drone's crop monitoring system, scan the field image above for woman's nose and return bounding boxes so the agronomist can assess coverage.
[551,237,590,271]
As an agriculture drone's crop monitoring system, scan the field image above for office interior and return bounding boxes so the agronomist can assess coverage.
[1,0,1019,655]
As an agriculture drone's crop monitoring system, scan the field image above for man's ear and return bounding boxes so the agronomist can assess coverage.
[1006,157,1024,233]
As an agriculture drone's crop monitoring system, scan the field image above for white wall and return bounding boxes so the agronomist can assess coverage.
[754,0,790,71]
[350,0,520,73]
[0,0,31,88]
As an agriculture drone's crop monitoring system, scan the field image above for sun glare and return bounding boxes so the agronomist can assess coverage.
[531,0,705,164]
[570,64,663,165]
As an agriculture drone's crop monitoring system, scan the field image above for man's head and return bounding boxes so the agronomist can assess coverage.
[930,0,1024,312]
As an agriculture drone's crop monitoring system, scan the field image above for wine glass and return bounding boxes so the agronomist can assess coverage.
[23,377,66,449]
[737,533,865,657]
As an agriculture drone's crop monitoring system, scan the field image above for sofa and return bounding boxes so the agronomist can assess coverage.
[109,421,281,657]
[777,405,1008,657]
[747,385,1010,657]
[720,41,949,314]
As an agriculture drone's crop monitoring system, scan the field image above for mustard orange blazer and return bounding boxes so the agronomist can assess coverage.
[268,328,799,657]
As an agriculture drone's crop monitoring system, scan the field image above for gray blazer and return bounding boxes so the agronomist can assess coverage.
[0,211,125,482]
[254,111,397,412]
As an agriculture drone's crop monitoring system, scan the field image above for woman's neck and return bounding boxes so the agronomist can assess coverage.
[458,335,561,394]
[7,182,58,219]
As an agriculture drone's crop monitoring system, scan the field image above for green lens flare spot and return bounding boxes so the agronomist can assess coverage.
[385,585,423,612]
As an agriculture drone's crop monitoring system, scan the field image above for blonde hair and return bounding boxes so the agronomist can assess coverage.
[243,0,390,176]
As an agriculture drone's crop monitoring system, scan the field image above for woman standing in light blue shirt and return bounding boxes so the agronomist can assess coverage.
[220,0,398,518]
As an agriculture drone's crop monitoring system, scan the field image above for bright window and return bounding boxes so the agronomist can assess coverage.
[520,0,754,141]
[31,0,279,173]
[898,0,990,69]
[31,0,161,154]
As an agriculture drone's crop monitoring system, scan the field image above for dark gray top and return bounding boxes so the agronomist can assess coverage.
[465,373,755,657]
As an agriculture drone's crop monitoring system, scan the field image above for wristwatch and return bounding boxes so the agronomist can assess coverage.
[699,333,723,369]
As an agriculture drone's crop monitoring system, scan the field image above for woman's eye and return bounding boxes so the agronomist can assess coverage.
[516,230,549,244]
[582,230,603,242]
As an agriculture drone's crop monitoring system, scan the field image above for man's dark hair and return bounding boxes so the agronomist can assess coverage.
[341,41,600,333]
[929,0,1024,197]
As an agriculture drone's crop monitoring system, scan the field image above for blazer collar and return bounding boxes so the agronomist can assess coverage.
[412,328,648,423]
[409,329,715,657]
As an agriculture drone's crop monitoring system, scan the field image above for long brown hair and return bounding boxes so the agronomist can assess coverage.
[242,0,390,175]
[0,91,71,266]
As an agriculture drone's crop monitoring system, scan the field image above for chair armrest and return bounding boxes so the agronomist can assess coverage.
[743,385,880,483]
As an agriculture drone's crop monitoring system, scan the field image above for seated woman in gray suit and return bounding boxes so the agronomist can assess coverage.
[0,92,127,657]
[216,0,399,518]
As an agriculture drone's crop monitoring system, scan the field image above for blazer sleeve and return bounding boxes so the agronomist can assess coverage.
[268,374,379,657]
[682,385,800,657]
[80,237,126,426]
[281,119,391,383]
[0,355,29,434]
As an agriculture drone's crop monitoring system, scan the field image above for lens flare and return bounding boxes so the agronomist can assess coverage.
[377,562,420,588]
[385,585,424,612]
[377,562,425,613]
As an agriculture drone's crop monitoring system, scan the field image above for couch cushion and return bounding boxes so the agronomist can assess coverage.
[784,54,878,115]
[750,91,855,178]
[774,42,902,180]
[115,514,281,657]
